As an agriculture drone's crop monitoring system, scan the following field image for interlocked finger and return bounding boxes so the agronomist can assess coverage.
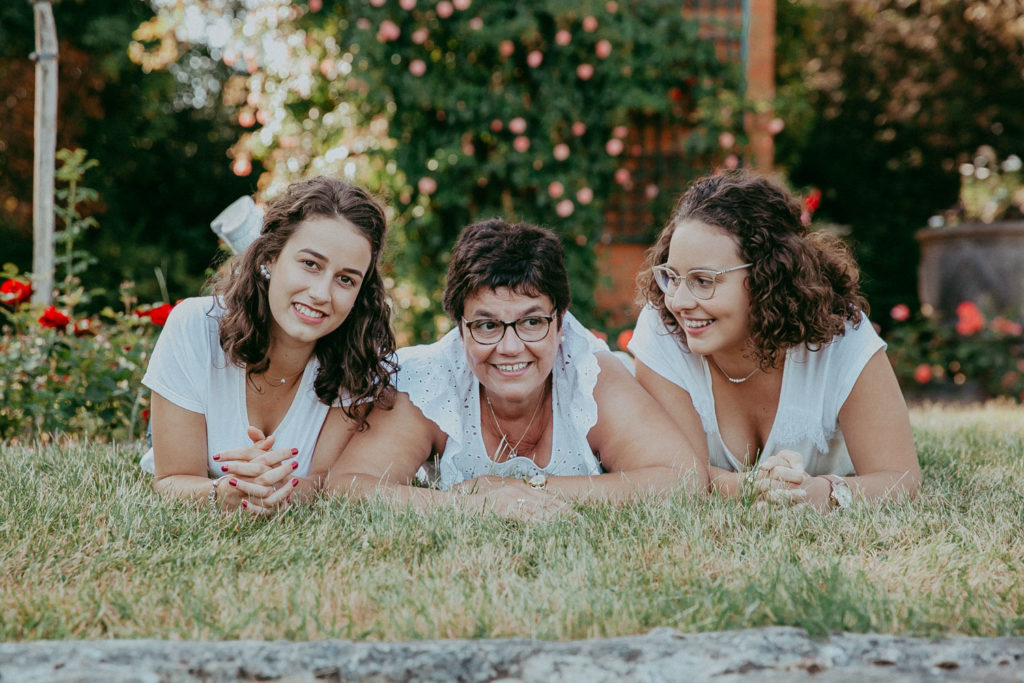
[764,465,809,486]
[763,486,808,506]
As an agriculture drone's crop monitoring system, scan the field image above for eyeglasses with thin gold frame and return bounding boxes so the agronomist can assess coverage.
[652,263,752,300]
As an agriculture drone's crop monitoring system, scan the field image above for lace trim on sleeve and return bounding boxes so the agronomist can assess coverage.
[395,330,475,450]
[556,312,609,437]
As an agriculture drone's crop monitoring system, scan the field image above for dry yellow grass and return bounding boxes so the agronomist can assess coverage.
[1,402,1022,641]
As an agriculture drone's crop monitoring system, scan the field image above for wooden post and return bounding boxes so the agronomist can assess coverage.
[31,0,58,306]
[745,0,776,173]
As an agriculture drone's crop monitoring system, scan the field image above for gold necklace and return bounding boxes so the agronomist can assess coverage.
[256,366,304,388]
[484,389,545,460]
[708,356,759,384]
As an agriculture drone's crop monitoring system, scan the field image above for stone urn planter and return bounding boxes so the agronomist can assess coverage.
[915,220,1024,318]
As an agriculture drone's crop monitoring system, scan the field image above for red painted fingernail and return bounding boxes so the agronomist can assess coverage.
[241,500,248,509]
[291,478,299,487]
[291,448,299,455]
[221,465,229,472]
[286,496,292,504]
[291,461,299,470]
[229,479,237,487]
[212,453,221,461]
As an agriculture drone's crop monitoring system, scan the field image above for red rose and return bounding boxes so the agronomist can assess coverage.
[803,188,822,214]
[1,279,32,307]
[955,301,984,336]
[38,306,71,329]
[913,363,932,384]
[617,329,634,351]
[148,303,174,326]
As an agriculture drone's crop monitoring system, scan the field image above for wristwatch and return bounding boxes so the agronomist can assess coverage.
[823,475,852,509]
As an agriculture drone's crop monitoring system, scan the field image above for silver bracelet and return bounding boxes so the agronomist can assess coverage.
[208,478,220,508]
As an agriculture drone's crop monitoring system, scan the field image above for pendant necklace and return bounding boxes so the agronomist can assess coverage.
[484,389,545,460]
[256,366,304,388]
[709,356,759,384]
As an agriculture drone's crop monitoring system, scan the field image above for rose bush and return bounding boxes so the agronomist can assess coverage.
[885,300,1024,402]
[0,280,169,441]
[0,150,175,441]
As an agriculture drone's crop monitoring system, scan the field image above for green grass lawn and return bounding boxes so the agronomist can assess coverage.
[2,402,1022,642]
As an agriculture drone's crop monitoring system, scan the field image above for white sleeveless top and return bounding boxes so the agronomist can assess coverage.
[628,305,885,476]
[139,296,341,477]
[395,312,607,489]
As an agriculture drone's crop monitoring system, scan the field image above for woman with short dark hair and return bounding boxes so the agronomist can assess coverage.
[328,218,707,518]
[630,172,920,510]
[142,176,396,514]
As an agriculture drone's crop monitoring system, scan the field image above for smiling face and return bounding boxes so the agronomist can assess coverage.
[664,219,752,359]
[266,216,373,353]
[461,287,562,409]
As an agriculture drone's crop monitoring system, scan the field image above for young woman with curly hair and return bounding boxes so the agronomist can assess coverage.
[141,176,396,514]
[629,173,919,510]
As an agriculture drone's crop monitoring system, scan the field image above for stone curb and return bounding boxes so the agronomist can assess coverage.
[1,626,1022,682]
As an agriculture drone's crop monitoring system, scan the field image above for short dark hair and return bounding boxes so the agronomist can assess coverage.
[638,172,867,369]
[443,219,571,323]
[215,176,396,426]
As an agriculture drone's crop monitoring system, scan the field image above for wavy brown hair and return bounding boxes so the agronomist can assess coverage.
[638,173,868,369]
[213,176,396,427]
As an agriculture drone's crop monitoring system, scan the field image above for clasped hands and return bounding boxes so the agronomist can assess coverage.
[212,426,300,515]
[751,449,812,507]
[449,475,567,521]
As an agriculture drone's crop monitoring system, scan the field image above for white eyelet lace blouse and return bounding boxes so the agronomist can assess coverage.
[395,311,608,490]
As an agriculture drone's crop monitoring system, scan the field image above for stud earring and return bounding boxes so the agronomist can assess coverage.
[259,264,271,280]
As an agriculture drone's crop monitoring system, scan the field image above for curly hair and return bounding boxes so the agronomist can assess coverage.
[637,173,867,369]
[442,219,571,324]
[213,176,396,428]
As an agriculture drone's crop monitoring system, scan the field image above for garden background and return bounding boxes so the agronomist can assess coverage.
[1,0,1023,441]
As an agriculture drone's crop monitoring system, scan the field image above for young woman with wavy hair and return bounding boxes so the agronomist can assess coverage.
[629,173,919,511]
[141,176,396,514]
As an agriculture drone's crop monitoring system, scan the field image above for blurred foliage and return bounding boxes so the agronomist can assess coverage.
[133,0,747,342]
[774,0,1024,319]
[0,0,259,309]
[0,151,164,441]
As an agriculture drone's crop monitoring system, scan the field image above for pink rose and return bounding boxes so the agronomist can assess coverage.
[890,304,911,322]
[417,177,437,195]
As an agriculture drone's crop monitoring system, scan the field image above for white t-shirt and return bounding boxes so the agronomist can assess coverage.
[628,305,885,476]
[139,296,331,477]
[395,312,607,489]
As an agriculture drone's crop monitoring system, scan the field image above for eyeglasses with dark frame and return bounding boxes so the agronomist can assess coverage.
[461,313,556,344]
[652,263,753,300]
